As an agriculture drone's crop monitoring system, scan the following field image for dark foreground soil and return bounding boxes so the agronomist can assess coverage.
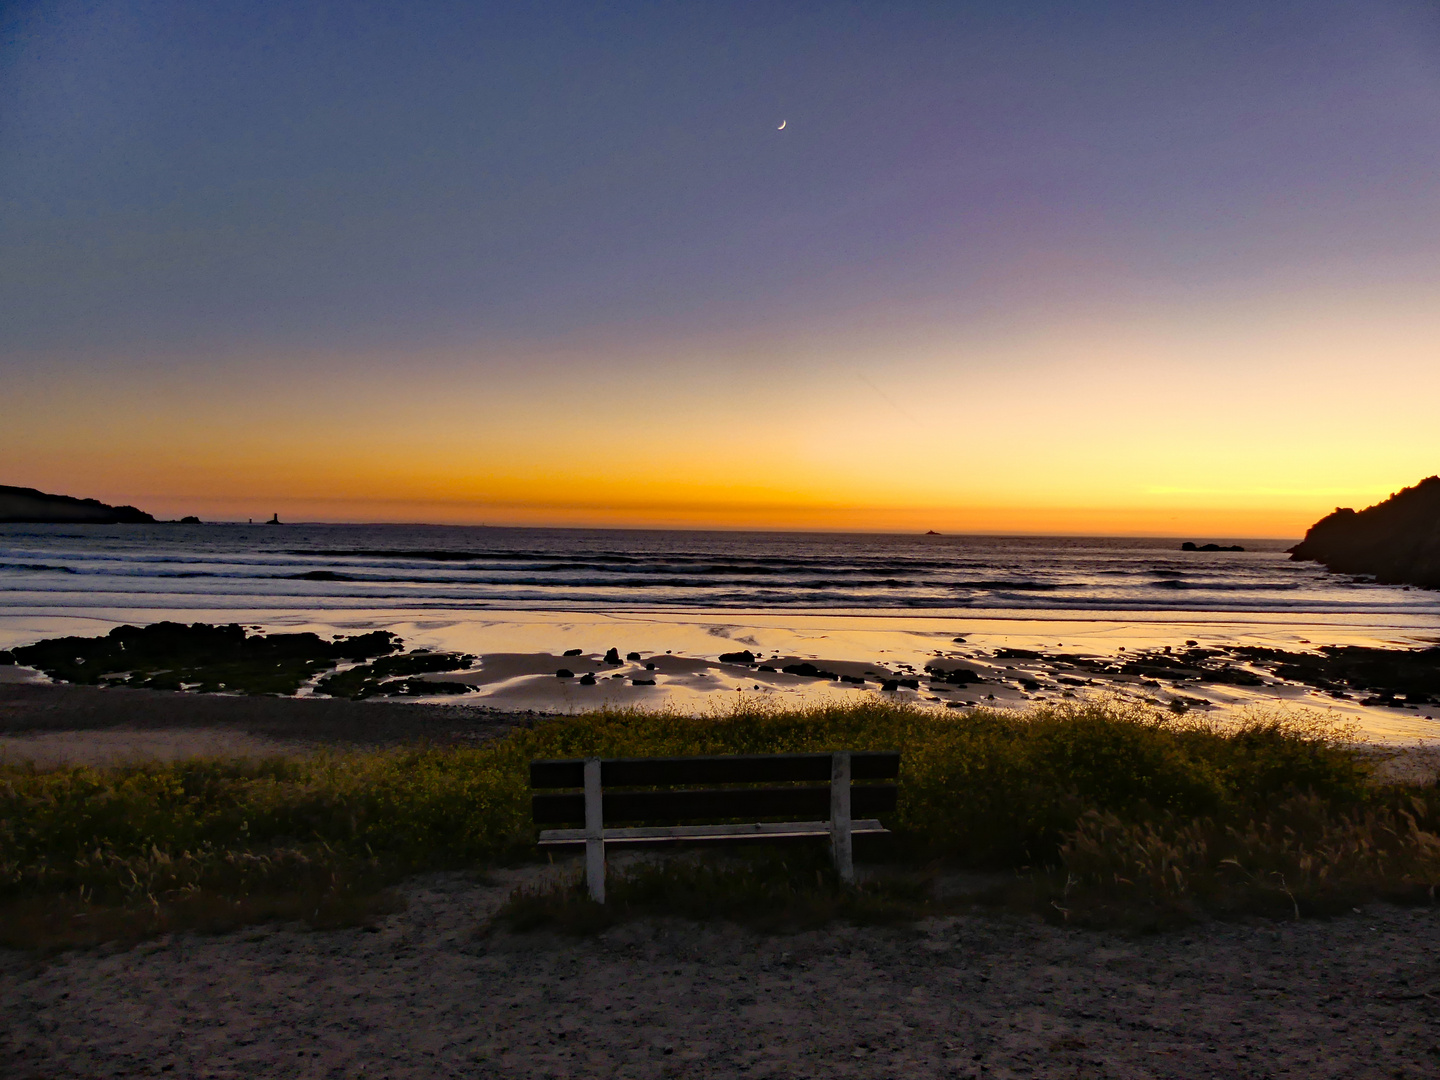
[2,866,1437,1080]
[0,679,539,748]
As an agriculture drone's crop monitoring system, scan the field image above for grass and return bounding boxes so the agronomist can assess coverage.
[488,848,938,936]
[2,698,1437,948]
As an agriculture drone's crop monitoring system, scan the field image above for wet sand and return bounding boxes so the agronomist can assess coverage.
[3,864,1437,1079]
[5,607,1440,745]
[5,620,1440,768]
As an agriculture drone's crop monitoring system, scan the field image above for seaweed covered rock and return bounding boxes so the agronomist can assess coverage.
[11,622,401,695]
[1234,644,1440,706]
[1289,476,1440,589]
[314,651,476,699]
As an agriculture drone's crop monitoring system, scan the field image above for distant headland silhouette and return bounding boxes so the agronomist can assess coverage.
[0,484,156,525]
[1290,475,1440,590]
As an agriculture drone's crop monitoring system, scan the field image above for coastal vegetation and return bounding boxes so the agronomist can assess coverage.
[3,699,1437,948]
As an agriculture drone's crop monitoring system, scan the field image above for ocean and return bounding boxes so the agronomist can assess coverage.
[3,522,1438,623]
[4,523,1439,741]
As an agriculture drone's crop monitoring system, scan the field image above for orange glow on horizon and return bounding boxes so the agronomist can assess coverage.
[6,287,1437,539]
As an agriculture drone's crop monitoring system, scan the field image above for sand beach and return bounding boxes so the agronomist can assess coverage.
[3,863,1438,1079]
[3,529,1440,1078]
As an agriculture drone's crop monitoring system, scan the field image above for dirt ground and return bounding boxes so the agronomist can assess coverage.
[2,864,1437,1080]
[0,678,539,764]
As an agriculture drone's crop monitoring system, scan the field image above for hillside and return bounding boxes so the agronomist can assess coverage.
[1289,476,1440,589]
[0,485,156,525]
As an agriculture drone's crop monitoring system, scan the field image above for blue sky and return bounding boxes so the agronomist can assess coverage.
[4,1,1439,531]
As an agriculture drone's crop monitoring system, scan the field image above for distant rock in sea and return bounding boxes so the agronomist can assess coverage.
[0,484,156,525]
[1289,476,1440,590]
[1181,542,1245,552]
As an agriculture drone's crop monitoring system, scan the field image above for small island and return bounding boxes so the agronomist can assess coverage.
[1181,541,1245,552]
[1289,475,1440,589]
[0,484,156,525]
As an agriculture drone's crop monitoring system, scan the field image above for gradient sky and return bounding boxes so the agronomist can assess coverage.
[3,0,1439,534]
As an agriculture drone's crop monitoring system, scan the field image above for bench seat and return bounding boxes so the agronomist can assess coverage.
[530,750,899,902]
[537,818,888,845]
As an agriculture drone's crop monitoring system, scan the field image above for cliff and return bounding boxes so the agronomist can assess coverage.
[0,485,157,525]
[1288,476,1440,589]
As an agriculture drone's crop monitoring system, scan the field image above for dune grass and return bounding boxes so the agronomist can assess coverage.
[2,698,1437,947]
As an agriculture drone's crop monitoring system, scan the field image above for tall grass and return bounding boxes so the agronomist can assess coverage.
[2,699,1435,945]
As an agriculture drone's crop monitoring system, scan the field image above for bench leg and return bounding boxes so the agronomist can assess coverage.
[584,757,606,903]
[830,751,854,885]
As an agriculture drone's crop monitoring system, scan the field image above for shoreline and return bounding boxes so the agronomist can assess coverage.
[5,605,1439,751]
[4,674,1439,779]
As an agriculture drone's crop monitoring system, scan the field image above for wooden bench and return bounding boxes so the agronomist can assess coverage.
[529,751,900,902]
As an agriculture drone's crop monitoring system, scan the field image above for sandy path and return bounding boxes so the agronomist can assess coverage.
[3,868,1437,1079]
[0,728,317,768]
[0,680,540,766]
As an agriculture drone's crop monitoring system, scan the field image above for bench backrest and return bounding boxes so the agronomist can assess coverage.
[529,751,900,826]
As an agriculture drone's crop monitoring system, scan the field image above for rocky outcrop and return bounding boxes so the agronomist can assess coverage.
[1289,476,1440,589]
[0,485,156,524]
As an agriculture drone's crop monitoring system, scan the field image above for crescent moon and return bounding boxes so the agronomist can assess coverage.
[778,120,786,130]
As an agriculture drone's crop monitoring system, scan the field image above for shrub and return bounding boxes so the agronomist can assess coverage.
[0,698,1428,945]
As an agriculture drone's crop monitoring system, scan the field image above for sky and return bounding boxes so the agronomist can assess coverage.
[3,0,1439,536]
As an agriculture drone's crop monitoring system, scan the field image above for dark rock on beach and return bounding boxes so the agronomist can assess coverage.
[556,669,574,679]
[603,648,622,665]
[314,651,475,700]
[1233,644,1440,705]
[360,677,474,698]
[781,662,839,681]
[925,663,983,686]
[11,622,403,697]
[579,673,597,686]
[1289,475,1440,589]
[0,484,157,524]
[879,678,920,692]
[718,650,756,664]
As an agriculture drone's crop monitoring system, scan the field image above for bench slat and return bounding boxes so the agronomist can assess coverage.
[531,784,898,825]
[529,751,899,789]
[537,819,889,845]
